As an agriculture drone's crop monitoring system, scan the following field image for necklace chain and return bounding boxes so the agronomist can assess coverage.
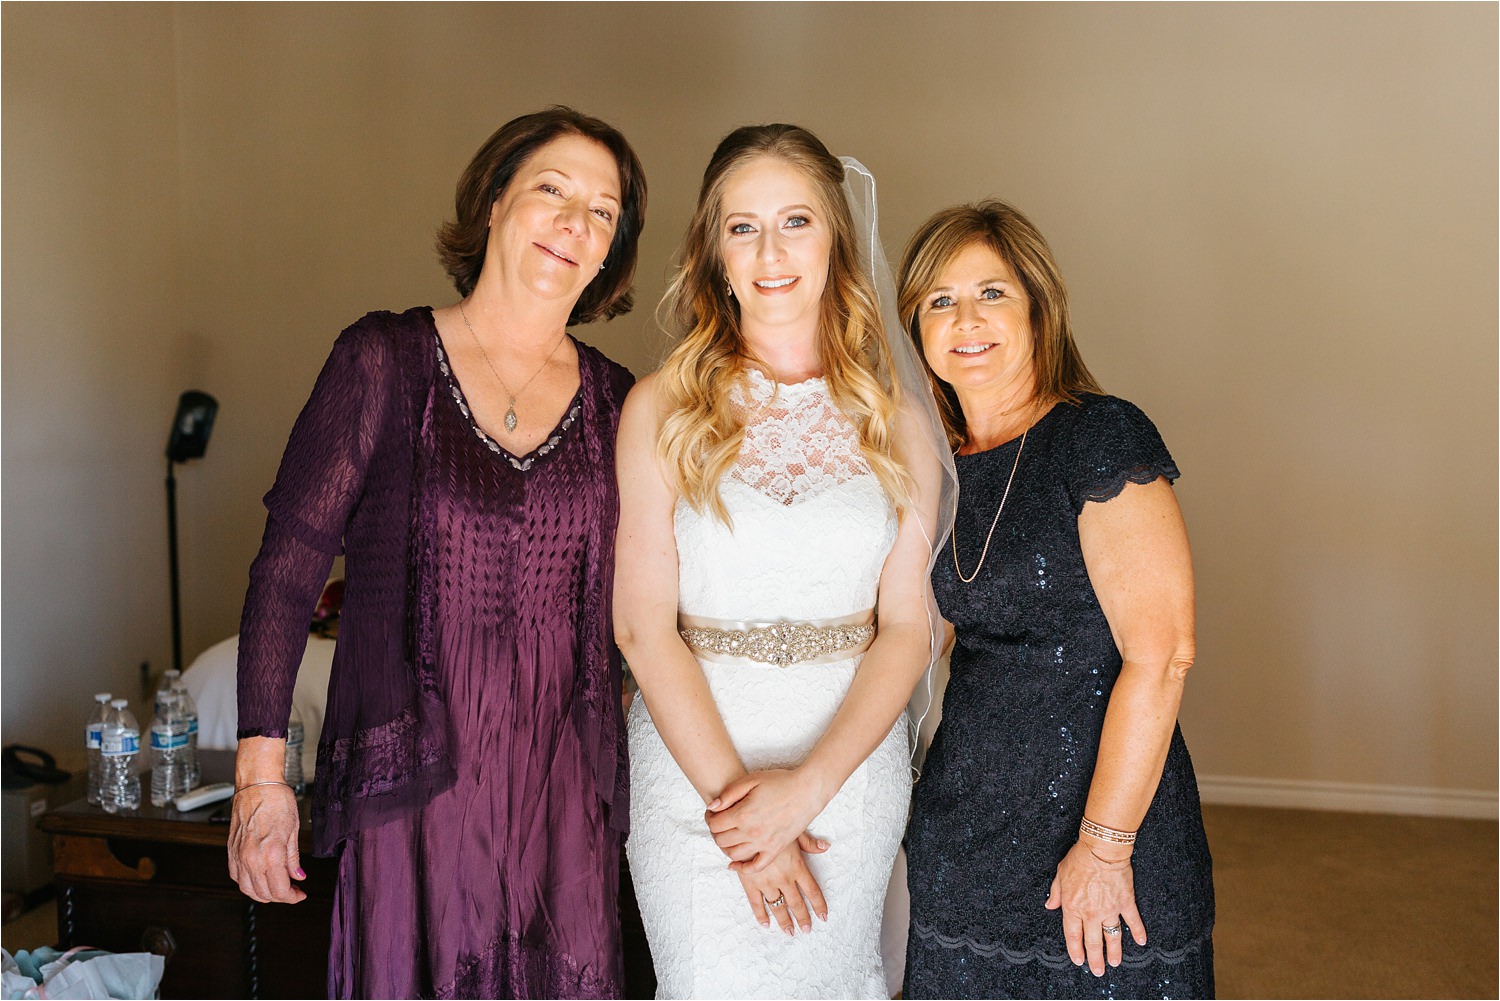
[952,424,1030,584]
[457,300,566,434]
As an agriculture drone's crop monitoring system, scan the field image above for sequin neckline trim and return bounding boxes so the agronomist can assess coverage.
[432,330,582,473]
[953,401,1062,460]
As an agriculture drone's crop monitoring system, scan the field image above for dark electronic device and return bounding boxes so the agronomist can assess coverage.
[166,391,218,463]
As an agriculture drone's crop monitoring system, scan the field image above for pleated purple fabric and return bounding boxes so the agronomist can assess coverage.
[237,306,633,998]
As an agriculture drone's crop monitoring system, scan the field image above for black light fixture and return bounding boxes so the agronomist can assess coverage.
[165,391,218,675]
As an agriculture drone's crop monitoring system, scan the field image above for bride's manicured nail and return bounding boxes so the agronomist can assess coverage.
[707,798,720,810]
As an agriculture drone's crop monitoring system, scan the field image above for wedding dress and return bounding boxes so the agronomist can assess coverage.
[627,369,910,1000]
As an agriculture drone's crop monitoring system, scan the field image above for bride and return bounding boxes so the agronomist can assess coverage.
[614,124,954,999]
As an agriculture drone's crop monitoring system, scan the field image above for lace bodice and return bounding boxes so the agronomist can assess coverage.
[675,370,897,622]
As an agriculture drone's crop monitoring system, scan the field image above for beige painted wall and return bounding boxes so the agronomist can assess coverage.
[3,4,185,764]
[5,4,1495,799]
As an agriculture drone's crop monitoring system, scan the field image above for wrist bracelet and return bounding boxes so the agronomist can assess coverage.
[234,780,293,797]
[1079,816,1137,845]
[1087,845,1131,867]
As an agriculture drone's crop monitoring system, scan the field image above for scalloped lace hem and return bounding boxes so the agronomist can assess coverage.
[1081,460,1181,506]
[910,920,1211,970]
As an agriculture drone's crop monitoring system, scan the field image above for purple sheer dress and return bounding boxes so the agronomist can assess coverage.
[237,307,633,999]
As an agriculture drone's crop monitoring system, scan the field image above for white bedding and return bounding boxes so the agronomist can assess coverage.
[181,634,334,779]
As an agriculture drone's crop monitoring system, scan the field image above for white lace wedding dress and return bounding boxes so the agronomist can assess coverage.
[628,370,911,1000]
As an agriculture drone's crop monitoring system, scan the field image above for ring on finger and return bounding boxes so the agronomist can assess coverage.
[1102,922,1122,936]
[765,892,787,908]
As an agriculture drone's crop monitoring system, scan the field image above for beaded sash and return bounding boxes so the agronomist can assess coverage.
[679,610,875,668]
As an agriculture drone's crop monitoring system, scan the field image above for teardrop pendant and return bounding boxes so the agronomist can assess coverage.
[504,406,518,433]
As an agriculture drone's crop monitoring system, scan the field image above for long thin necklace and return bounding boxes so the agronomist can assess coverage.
[952,422,1030,584]
[458,300,566,434]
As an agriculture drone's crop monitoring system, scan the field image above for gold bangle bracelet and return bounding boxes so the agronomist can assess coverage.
[234,780,293,797]
[1087,846,1131,867]
[1080,816,1137,845]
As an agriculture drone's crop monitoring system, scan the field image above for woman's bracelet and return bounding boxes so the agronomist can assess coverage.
[1079,816,1137,846]
[1087,845,1131,867]
[234,780,293,798]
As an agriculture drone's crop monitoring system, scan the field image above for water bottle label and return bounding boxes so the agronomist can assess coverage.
[103,731,140,755]
[86,723,103,749]
[150,723,191,750]
[187,717,199,736]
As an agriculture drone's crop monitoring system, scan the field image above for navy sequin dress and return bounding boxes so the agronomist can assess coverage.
[904,394,1215,1000]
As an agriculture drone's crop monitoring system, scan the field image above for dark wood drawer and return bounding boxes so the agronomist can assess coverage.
[42,752,334,999]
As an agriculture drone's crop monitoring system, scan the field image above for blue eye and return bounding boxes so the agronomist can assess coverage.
[980,287,1004,300]
[785,215,810,229]
[930,294,955,309]
[729,222,754,235]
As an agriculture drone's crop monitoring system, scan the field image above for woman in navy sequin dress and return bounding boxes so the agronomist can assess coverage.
[896,202,1214,999]
[228,108,646,999]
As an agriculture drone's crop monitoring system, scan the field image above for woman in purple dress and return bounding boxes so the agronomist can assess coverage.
[227,106,647,999]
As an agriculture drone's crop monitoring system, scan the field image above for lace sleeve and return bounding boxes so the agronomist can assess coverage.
[236,518,333,739]
[574,355,634,831]
[1063,395,1180,515]
[237,318,398,738]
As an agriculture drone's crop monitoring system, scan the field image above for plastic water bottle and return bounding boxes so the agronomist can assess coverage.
[168,672,201,791]
[284,703,306,797]
[85,692,112,805]
[155,669,179,714]
[150,691,192,806]
[100,699,141,813]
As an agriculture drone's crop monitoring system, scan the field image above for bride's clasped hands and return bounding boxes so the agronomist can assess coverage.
[706,767,831,871]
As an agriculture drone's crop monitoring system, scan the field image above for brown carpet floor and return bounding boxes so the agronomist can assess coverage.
[1204,804,1497,999]
[5,805,1496,998]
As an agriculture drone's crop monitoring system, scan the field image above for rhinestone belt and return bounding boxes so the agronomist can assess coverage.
[679,611,876,668]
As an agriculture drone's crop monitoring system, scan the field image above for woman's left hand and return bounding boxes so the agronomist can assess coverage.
[705,768,829,869]
[1044,840,1148,977]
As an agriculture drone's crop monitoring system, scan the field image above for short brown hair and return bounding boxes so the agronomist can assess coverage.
[897,200,1101,447]
[435,106,647,325]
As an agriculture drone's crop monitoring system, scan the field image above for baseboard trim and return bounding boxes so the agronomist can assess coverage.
[1197,775,1498,820]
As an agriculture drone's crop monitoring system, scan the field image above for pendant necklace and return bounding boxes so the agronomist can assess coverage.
[952,410,1033,584]
[458,300,566,434]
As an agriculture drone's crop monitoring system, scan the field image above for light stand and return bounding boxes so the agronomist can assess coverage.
[165,391,217,675]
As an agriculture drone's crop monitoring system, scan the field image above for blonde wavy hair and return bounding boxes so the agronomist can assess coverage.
[655,124,912,525]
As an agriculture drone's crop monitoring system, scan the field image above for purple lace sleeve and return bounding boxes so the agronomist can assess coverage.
[237,321,397,739]
[237,518,333,739]
[573,356,634,832]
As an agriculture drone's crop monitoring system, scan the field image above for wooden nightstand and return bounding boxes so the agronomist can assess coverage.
[39,750,331,999]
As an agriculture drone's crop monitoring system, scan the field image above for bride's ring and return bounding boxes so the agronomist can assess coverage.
[765,892,787,908]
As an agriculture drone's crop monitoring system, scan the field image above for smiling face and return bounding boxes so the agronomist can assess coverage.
[484,133,621,308]
[718,155,833,342]
[918,241,1037,402]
